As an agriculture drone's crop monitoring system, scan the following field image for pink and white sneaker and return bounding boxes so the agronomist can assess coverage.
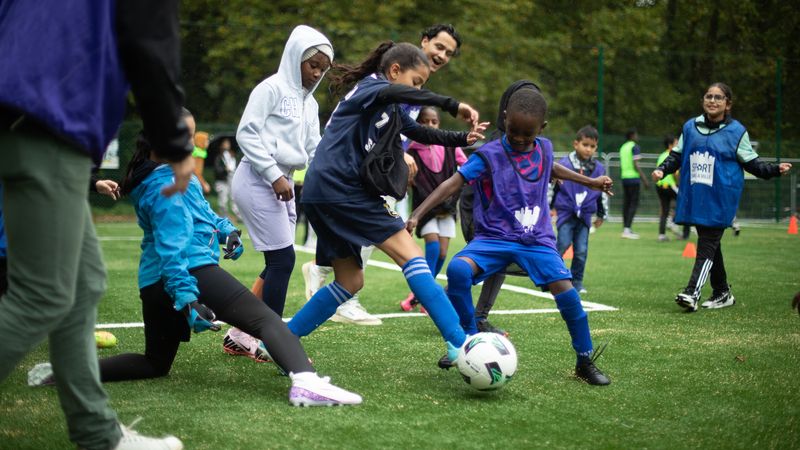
[289,372,362,407]
[222,328,271,363]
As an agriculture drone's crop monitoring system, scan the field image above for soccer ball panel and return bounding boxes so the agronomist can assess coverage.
[456,332,517,391]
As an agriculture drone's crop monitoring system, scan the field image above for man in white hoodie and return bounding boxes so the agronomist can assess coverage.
[225,25,333,360]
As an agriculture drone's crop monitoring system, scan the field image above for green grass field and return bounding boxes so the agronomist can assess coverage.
[1,220,799,449]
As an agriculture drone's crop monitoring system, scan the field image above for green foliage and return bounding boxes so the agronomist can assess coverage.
[176,0,800,157]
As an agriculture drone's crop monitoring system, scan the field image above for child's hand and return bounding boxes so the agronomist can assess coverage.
[405,217,418,234]
[456,103,480,128]
[593,218,604,228]
[272,176,293,201]
[593,176,614,195]
[779,163,792,174]
[95,179,121,200]
[466,121,490,145]
[403,153,418,180]
[652,169,664,182]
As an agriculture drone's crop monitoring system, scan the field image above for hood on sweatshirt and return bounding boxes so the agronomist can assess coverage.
[278,25,334,97]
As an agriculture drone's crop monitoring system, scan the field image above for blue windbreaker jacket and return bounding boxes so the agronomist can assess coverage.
[130,165,237,308]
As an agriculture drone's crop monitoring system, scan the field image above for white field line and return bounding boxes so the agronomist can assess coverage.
[93,240,617,329]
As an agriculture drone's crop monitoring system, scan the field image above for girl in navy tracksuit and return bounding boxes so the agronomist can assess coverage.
[288,42,487,365]
[653,82,791,312]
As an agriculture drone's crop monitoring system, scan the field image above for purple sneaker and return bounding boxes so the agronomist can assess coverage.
[288,372,362,407]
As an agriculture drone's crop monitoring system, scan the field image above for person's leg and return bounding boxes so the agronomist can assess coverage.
[629,183,641,227]
[474,273,506,321]
[445,257,479,334]
[436,236,450,276]
[289,257,361,337]
[194,266,314,374]
[423,234,441,274]
[0,131,122,448]
[99,283,183,381]
[622,184,635,229]
[570,222,590,291]
[555,219,575,257]
[377,229,466,349]
[677,226,725,311]
[657,188,671,236]
[332,245,382,325]
[261,246,296,317]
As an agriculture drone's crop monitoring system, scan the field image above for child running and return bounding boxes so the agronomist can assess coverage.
[30,114,361,407]
[399,106,468,312]
[653,82,791,311]
[654,133,690,241]
[226,25,333,352]
[407,87,613,385]
[288,41,488,366]
[551,125,606,295]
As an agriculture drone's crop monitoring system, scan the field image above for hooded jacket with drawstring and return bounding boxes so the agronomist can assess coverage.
[236,25,333,184]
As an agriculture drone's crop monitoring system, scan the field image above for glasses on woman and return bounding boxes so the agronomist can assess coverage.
[703,93,726,102]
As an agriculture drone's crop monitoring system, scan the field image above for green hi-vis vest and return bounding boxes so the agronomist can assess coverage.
[192,146,207,159]
[656,150,676,188]
[619,140,638,180]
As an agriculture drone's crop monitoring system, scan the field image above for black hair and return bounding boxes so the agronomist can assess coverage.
[416,106,439,124]
[625,128,638,140]
[420,24,462,55]
[576,125,599,141]
[329,42,429,97]
[121,108,194,196]
[663,133,676,149]
[708,82,732,102]
[506,88,547,121]
[489,80,541,141]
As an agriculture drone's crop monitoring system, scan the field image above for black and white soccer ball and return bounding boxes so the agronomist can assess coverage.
[456,332,517,391]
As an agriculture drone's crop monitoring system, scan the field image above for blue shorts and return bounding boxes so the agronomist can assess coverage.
[452,239,572,287]
[303,199,405,267]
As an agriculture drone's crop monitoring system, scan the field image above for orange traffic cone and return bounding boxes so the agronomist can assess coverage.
[682,242,696,258]
[562,245,574,260]
[788,215,798,235]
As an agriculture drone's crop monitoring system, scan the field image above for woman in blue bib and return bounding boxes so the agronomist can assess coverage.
[653,82,791,312]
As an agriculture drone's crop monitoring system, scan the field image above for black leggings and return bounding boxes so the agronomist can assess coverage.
[686,226,728,296]
[622,183,640,228]
[99,265,313,382]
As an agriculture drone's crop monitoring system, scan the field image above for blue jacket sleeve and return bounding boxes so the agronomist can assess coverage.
[144,187,199,309]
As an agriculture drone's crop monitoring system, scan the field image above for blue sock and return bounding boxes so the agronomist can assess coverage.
[424,241,440,272]
[402,257,465,347]
[446,258,478,334]
[288,281,352,337]
[554,288,593,360]
[434,256,446,277]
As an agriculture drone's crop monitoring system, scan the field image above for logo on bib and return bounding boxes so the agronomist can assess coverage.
[574,191,587,218]
[514,206,541,232]
[690,151,715,187]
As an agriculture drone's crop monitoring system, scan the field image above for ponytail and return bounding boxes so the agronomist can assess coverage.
[120,132,153,196]
[329,41,395,97]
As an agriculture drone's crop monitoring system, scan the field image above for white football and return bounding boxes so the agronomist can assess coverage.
[456,332,517,391]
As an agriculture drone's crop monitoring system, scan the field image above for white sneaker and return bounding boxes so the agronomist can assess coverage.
[288,372,362,407]
[27,362,55,387]
[115,419,183,450]
[302,262,331,301]
[621,229,640,240]
[331,297,382,325]
[222,328,271,363]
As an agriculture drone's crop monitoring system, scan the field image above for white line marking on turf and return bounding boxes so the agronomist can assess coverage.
[93,239,617,330]
[294,245,617,312]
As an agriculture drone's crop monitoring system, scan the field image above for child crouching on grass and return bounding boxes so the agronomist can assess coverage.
[407,87,613,385]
